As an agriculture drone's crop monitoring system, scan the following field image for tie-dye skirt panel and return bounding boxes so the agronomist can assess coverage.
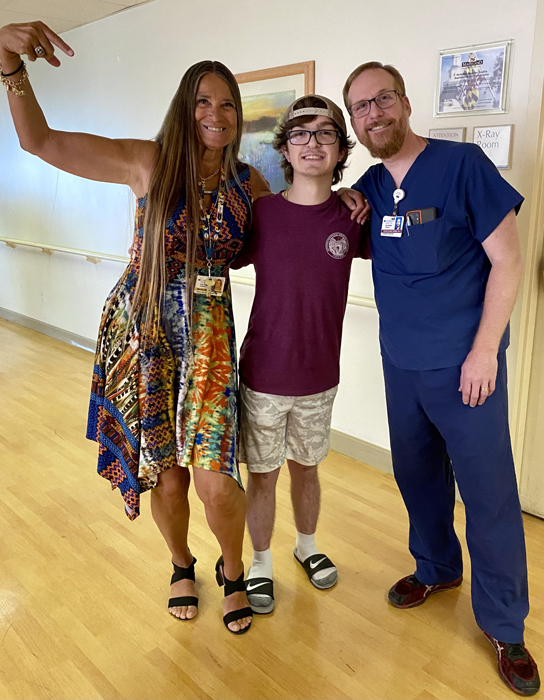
[87,271,240,520]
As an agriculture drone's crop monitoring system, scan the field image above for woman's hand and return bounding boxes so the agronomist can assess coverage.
[0,21,74,67]
[338,188,371,224]
[0,20,156,195]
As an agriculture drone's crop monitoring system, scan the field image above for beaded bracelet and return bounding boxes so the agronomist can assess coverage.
[0,61,28,96]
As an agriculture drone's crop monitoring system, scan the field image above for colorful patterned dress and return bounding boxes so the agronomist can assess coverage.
[87,165,253,520]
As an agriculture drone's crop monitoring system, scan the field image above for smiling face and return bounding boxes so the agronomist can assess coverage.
[347,68,411,160]
[281,117,344,181]
[194,73,238,152]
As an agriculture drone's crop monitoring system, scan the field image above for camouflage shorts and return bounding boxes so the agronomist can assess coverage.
[239,383,338,473]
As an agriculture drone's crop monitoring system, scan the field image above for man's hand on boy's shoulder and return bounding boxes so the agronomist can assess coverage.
[337,187,371,224]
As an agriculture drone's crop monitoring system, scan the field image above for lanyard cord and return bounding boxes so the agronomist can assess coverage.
[392,188,405,216]
[199,165,226,276]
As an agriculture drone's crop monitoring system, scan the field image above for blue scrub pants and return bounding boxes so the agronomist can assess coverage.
[383,352,529,643]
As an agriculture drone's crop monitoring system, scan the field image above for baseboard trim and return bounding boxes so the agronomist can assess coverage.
[330,428,467,503]
[0,307,96,353]
[1,307,395,474]
[330,428,393,474]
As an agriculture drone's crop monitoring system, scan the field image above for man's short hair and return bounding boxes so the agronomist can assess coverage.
[273,95,354,186]
[343,62,406,109]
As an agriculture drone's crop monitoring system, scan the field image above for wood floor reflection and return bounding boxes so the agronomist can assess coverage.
[0,316,543,700]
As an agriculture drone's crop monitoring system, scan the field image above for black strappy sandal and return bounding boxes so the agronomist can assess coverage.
[168,557,198,619]
[215,556,253,635]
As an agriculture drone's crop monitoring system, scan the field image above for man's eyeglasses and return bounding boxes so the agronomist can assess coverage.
[347,90,404,119]
[286,129,340,146]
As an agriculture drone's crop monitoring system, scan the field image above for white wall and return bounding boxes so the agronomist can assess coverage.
[0,0,540,451]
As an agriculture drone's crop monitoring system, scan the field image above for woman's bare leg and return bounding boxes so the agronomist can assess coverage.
[192,469,251,632]
[151,466,197,619]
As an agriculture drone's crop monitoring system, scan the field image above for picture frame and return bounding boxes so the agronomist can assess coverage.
[472,124,513,169]
[429,127,466,142]
[435,40,512,117]
[236,61,315,193]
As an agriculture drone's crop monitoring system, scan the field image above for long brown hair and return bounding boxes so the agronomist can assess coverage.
[132,60,244,343]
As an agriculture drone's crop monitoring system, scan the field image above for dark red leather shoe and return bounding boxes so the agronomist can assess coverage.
[484,632,540,696]
[388,573,463,609]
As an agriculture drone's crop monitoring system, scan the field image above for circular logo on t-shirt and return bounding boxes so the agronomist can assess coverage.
[325,232,349,259]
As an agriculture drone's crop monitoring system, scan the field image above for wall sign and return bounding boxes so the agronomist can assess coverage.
[472,124,512,169]
[429,127,466,142]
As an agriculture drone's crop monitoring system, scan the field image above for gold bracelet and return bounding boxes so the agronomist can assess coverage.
[0,62,28,96]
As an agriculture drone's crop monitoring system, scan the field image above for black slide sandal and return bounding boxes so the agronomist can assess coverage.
[294,551,337,590]
[246,576,275,614]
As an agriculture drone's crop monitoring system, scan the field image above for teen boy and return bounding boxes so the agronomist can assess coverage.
[231,95,369,613]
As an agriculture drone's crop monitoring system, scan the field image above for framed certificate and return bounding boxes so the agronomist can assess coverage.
[435,40,512,117]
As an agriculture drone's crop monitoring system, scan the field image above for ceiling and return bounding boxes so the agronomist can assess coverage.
[0,0,156,35]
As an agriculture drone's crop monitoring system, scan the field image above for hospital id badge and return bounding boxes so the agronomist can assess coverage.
[381,215,404,237]
[195,275,226,297]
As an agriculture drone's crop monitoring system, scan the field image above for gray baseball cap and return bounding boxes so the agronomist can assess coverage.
[282,94,347,137]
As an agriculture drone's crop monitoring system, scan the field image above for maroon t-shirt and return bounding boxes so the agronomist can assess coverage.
[232,192,370,396]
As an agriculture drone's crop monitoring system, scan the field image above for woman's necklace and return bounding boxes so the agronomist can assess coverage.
[199,163,221,195]
[195,164,227,298]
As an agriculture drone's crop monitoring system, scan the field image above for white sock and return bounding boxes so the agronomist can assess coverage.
[247,548,273,581]
[295,532,319,561]
[295,531,336,583]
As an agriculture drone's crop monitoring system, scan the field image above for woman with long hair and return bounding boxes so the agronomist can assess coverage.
[0,20,275,634]
[0,19,367,635]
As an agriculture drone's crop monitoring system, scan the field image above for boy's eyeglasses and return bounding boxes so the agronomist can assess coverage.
[286,129,340,145]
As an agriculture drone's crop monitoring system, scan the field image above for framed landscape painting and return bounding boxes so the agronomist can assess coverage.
[236,61,315,193]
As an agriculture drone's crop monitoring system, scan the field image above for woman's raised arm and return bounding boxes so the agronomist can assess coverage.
[0,21,157,197]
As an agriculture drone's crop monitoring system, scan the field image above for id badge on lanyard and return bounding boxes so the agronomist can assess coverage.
[195,168,227,297]
[381,188,405,237]
[195,274,226,297]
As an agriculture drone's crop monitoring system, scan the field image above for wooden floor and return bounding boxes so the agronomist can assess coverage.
[1,317,543,700]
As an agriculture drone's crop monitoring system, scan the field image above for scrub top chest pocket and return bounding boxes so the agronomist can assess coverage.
[374,215,458,276]
[403,216,447,275]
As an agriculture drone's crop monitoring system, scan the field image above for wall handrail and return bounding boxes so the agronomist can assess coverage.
[0,236,128,264]
[0,235,377,309]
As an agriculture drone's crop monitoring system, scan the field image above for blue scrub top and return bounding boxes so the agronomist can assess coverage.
[353,139,523,371]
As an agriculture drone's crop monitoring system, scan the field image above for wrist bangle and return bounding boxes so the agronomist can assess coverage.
[1,60,24,77]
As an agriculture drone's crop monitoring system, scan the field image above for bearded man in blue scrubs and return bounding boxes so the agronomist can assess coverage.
[344,61,539,697]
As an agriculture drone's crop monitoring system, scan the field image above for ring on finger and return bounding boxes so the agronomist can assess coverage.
[35,46,46,58]
[481,387,489,393]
